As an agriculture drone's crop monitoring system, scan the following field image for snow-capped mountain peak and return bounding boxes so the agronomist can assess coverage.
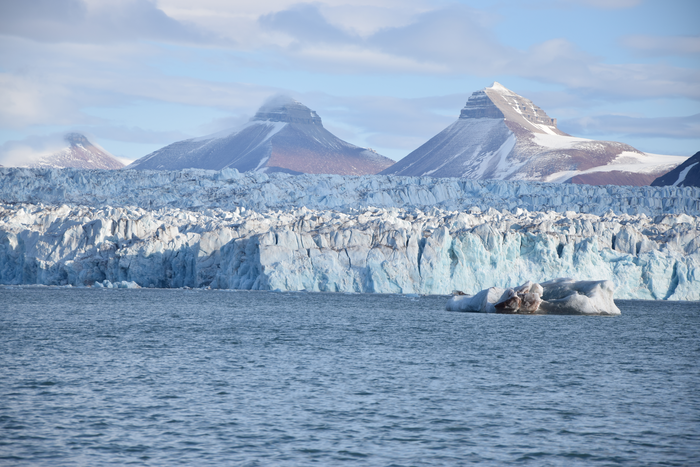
[382,83,686,185]
[488,81,511,93]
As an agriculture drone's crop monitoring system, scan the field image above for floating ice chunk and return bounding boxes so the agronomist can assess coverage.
[93,279,140,289]
[446,278,620,315]
[538,278,620,315]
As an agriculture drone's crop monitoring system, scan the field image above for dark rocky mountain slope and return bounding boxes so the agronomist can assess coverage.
[651,151,700,187]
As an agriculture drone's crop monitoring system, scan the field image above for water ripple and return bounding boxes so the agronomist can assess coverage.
[1,289,699,465]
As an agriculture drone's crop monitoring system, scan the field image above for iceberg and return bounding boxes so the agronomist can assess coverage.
[446,278,621,315]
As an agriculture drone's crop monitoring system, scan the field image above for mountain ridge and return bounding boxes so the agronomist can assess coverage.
[27,133,124,170]
[382,83,686,186]
[127,97,395,175]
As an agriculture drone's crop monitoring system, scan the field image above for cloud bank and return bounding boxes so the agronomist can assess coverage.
[0,0,697,160]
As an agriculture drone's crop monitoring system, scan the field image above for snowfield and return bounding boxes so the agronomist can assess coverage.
[1,167,699,216]
[0,167,699,299]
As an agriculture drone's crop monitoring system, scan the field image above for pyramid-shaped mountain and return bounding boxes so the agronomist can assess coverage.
[381,83,686,186]
[127,97,395,175]
[28,133,124,170]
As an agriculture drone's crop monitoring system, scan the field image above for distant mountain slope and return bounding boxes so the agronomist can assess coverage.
[651,151,700,187]
[28,133,123,170]
[127,97,395,175]
[382,83,685,186]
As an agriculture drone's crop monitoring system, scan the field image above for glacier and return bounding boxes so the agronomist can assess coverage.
[0,167,699,300]
[1,167,699,216]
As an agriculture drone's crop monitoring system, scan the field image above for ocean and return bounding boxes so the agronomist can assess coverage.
[1,287,698,466]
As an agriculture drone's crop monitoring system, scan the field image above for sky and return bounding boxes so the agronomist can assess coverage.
[0,0,698,165]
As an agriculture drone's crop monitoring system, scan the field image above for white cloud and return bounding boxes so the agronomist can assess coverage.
[621,35,700,57]
[0,0,697,161]
[0,134,67,166]
[512,39,700,100]
[556,0,642,8]
[561,113,700,139]
[291,45,450,74]
[89,126,192,144]
[0,73,93,128]
[0,0,208,44]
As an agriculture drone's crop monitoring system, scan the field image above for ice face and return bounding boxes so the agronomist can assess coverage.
[0,169,698,300]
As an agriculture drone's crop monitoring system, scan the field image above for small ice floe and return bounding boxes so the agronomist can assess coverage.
[93,280,141,289]
[446,278,620,316]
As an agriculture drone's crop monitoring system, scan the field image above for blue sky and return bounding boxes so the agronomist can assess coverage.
[0,0,698,165]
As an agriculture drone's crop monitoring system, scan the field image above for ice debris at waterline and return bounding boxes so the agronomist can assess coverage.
[1,167,699,216]
[1,203,698,300]
[93,280,140,289]
[447,278,621,315]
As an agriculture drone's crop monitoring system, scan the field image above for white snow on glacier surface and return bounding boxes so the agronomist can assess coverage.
[1,167,699,216]
[0,167,699,299]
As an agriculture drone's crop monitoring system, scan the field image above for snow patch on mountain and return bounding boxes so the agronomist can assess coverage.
[674,163,699,186]
[652,151,700,188]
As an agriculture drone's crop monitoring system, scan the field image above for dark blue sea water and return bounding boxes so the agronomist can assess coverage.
[1,287,698,466]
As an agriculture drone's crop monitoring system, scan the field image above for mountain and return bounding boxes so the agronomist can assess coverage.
[127,97,395,175]
[28,133,124,170]
[651,151,700,187]
[381,83,686,186]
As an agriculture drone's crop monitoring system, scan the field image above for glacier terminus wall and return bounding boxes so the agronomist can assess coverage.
[1,168,699,299]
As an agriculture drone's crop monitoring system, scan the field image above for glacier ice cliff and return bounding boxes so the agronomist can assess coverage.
[1,194,698,299]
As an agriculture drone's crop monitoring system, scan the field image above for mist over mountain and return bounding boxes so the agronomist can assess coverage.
[382,83,686,186]
[26,133,123,170]
[127,97,395,176]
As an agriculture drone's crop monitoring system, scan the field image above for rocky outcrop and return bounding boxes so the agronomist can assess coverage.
[127,97,395,176]
[382,83,686,185]
[651,151,700,188]
[28,133,123,170]
[460,82,560,129]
